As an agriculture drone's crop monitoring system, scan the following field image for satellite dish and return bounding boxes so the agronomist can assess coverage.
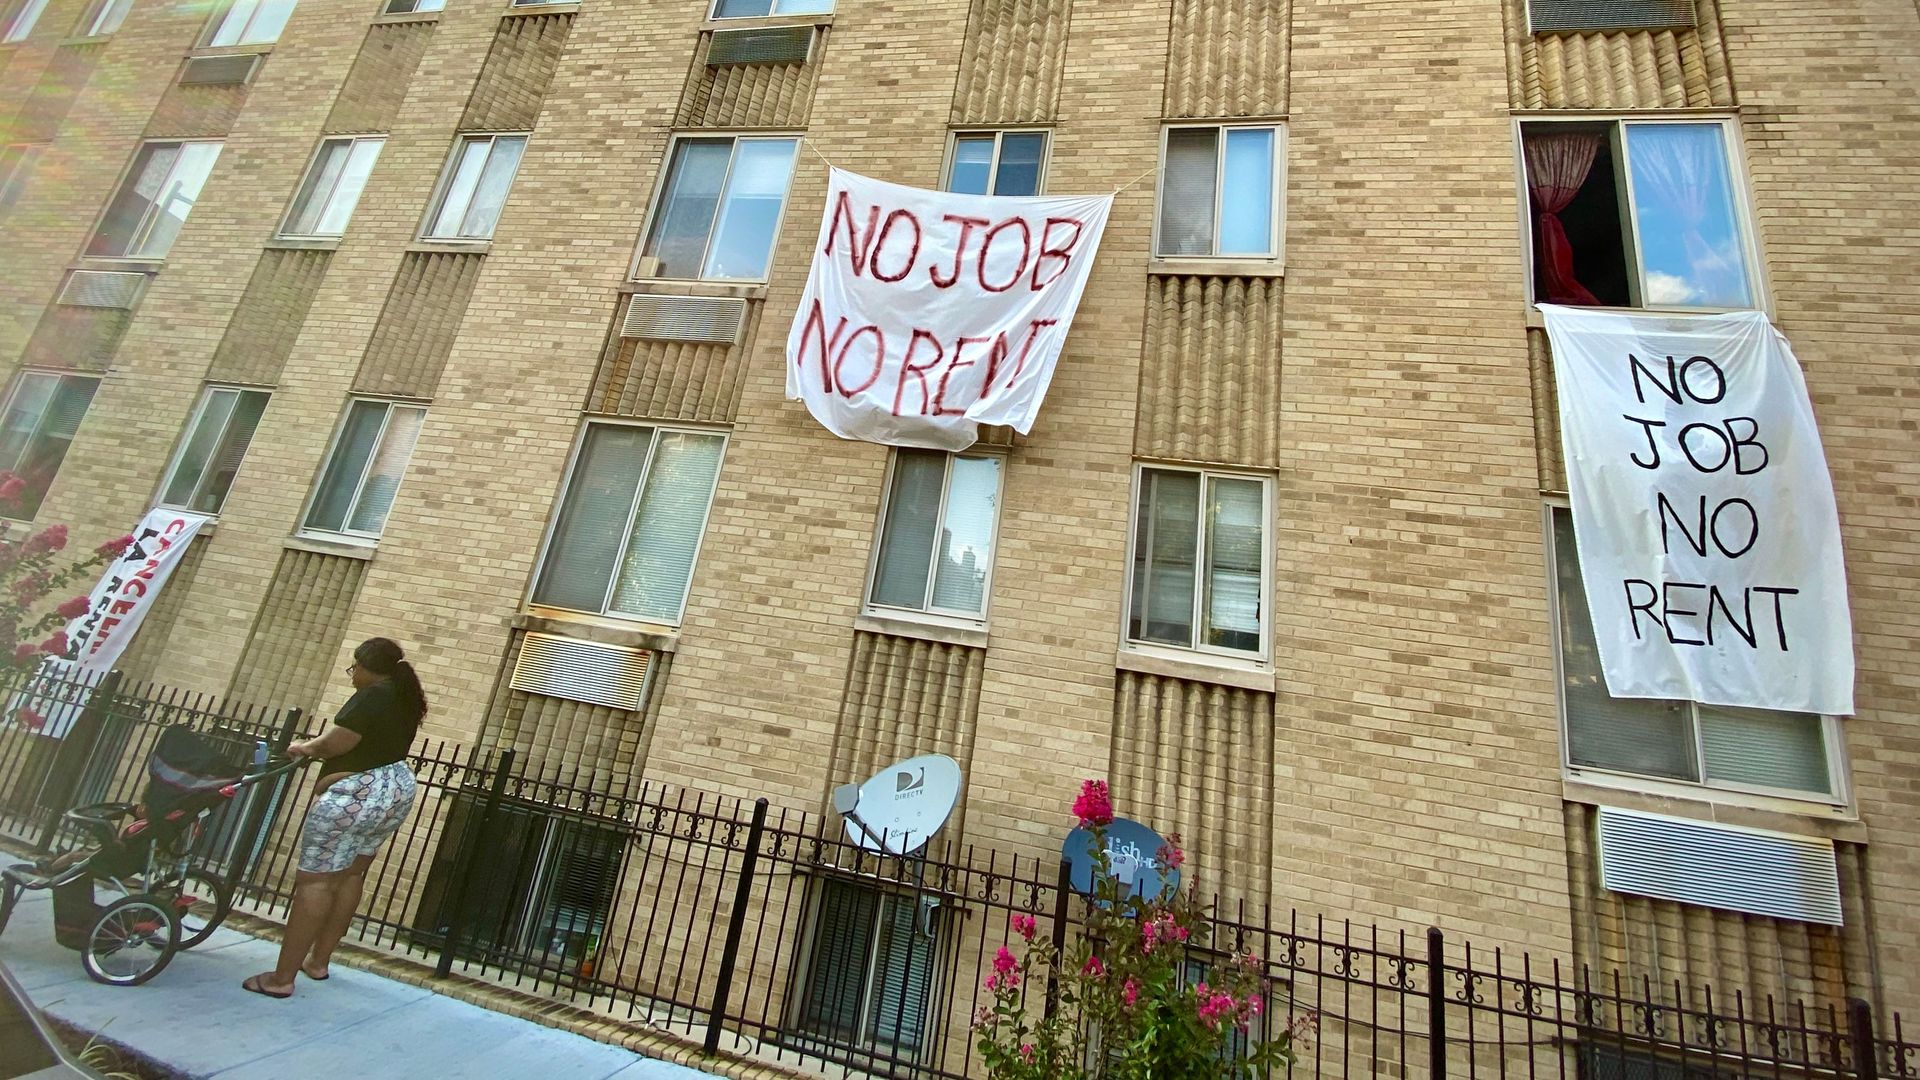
[1061,817,1180,907]
[838,753,961,855]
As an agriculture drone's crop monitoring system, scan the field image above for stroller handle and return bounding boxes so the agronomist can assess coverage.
[219,754,310,797]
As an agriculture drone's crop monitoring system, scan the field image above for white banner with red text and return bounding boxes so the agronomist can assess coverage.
[1543,305,1854,716]
[786,168,1113,451]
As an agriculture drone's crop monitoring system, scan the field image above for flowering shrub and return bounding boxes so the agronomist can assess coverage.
[974,780,1316,1079]
[0,473,132,731]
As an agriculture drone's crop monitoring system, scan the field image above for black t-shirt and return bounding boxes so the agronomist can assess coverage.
[324,681,418,774]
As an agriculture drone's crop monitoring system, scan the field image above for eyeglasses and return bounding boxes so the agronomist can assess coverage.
[344,663,357,676]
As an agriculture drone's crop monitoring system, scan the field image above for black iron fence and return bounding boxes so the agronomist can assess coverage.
[0,665,1913,1080]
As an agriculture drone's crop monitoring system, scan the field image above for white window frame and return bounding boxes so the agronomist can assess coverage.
[419,132,528,242]
[863,448,1006,628]
[942,129,1050,196]
[706,0,832,19]
[633,133,800,284]
[0,370,99,520]
[1515,115,1767,314]
[75,0,133,36]
[527,418,729,629]
[280,135,385,239]
[155,385,270,517]
[1120,462,1273,666]
[792,878,943,1061]
[297,397,427,542]
[200,0,294,46]
[379,0,442,14]
[87,139,224,260]
[2,0,49,41]
[1542,501,1848,811]
[1151,122,1287,263]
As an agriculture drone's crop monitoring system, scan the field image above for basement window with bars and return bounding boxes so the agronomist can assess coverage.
[1125,465,1270,661]
[946,131,1046,197]
[301,399,426,540]
[201,0,294,45]
[868,449,1003,623]
[636,136,799,281]
[532,422,727,627]
[1,0,48,41]
[1155,123,1284,260]
[87,140,224,260]
[1521,118,1758,310]
[0,372,99,520]
[157,386,268,516]
[281,136,384,238]
[709,0,830,16]
[1548,506,1843,803]
[76,0,132,36]
[794,879,941,1062]
[422,133,527,241]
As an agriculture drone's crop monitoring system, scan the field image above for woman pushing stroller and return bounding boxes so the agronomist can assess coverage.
[243,637,425,1000]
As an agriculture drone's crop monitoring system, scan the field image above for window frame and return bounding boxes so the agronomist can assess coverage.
[1542,501,1848,810]
[1120,461,1273,667]
[526,417,730,630]
[75,0,132,36]
[86,139,224,261]
[199,0,294,47]
[418,132,529,242]
[155,385,270,517]
[942,129,1051,197]
[706,0,832,19]
[791,877,944,1062]
[1515,115,1768,314]
[1151,121,1287,263]
[378,0,443,14]
[862,448,1007,628]
[0,143,43,213]
[1,0,49,41]
[279,135,385,239]
[0,370,100,521]
[632,132,801,284]
[297,397,428,542]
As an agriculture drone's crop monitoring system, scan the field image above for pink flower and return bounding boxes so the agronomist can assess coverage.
[984,973,1001,992]
[993,946,1018,975]
[55,594,90,620]
[16,707,45,733]
[971,1005,994,1031]
[95,534,134,558]
[24,525,67,557]
[0,473,24,503]
[11,571,50,602]
[1009,913,1036,941]
[1196,988,1238,1028]
[1247,996,1264,1018]
[39,630,67,656]
[1080,955,1104,978]
[1157,834,1186,872]
[13,643,38,664]
[1018,1044,1035,1063]
[1072,779,1113,829]
[1121,979,1139,1009]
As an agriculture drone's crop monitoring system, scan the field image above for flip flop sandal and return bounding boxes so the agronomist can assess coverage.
[243,975,293,1000]
[302,967,330,981]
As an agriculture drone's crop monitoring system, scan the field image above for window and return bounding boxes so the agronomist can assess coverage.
[87,141,223,259]
[0,372,99,520]
[532,423,726,626]
[76,0,132,35]
[381,0,442,12]
[1125,466,1268,659]
[281,137,384,238]
[946,131,1046,197]
[868,450,1002,621]
[2,0,49,41]
[1548,507,1839,801]
[1521,119,1756,310]
[202,0,294,45]
[422,134,526,241]
[638,136,798,281]
[158,387,268,515]
[795,879,940,1061]
[710,0,830,17]
[302,399,426,538]
[1155,124,1283,259]
[0,144,42,213]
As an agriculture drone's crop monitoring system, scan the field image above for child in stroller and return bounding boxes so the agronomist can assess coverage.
[0,725,303,986]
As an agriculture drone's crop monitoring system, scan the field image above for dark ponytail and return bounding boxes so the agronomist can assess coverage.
[354,637,429,723]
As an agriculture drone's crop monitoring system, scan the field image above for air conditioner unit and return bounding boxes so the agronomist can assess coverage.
[178,53,263,86]
[56,270,147,309]
[508,632,651,711]
[1527,0,1695,33]
[705,24,814,66]
[1595,807,1843,925]
[622,294,747,345]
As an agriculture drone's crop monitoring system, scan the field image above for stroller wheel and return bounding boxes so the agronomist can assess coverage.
[166,868,233,950]
[83,894,180,986]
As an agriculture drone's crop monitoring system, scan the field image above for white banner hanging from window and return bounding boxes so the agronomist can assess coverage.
[786,167,1113,451]
[1542,305,1854,716]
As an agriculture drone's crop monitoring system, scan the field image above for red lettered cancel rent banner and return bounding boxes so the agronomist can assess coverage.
[786,168,1113,451]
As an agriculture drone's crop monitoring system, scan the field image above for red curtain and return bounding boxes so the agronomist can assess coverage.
[1524,132,1602,305]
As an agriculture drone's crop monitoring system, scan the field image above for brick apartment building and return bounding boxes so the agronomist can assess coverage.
[0,0,1914,1052]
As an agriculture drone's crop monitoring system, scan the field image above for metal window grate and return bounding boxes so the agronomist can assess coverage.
[56,270,147,309]
[705,25,813,66]
[1528,0,1695,32]
[509,632,651,711]
[1596,807,1843,925]
[621,294,747,344]
[179,53,263,86]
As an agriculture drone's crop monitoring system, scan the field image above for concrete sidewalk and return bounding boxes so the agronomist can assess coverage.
[0,887,722,1080]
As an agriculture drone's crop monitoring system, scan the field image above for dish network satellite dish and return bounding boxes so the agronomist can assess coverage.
[834,753,962,856]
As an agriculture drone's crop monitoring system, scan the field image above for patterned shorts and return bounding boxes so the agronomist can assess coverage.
[298,762,417,874]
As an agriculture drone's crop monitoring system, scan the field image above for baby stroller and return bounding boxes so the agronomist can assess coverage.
[0,725,303,986]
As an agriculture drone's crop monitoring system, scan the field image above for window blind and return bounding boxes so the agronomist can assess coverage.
[529,821,624,958]
[306,402,385,532]
[609,431,724,622]
[1129,469,1200,646]
[800,880,879,1041]
[868,896,936,1052]
[872,451,944,609]
[345,405,423,534]
[1697,705,1831,795]
[645,140,732,280]
[534,426,652,612]
[1203,476,1263,649]
[1158,129,1218,257]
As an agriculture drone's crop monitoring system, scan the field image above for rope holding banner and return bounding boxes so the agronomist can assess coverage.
[1112,164,1158,196]
[802,137,836,170]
